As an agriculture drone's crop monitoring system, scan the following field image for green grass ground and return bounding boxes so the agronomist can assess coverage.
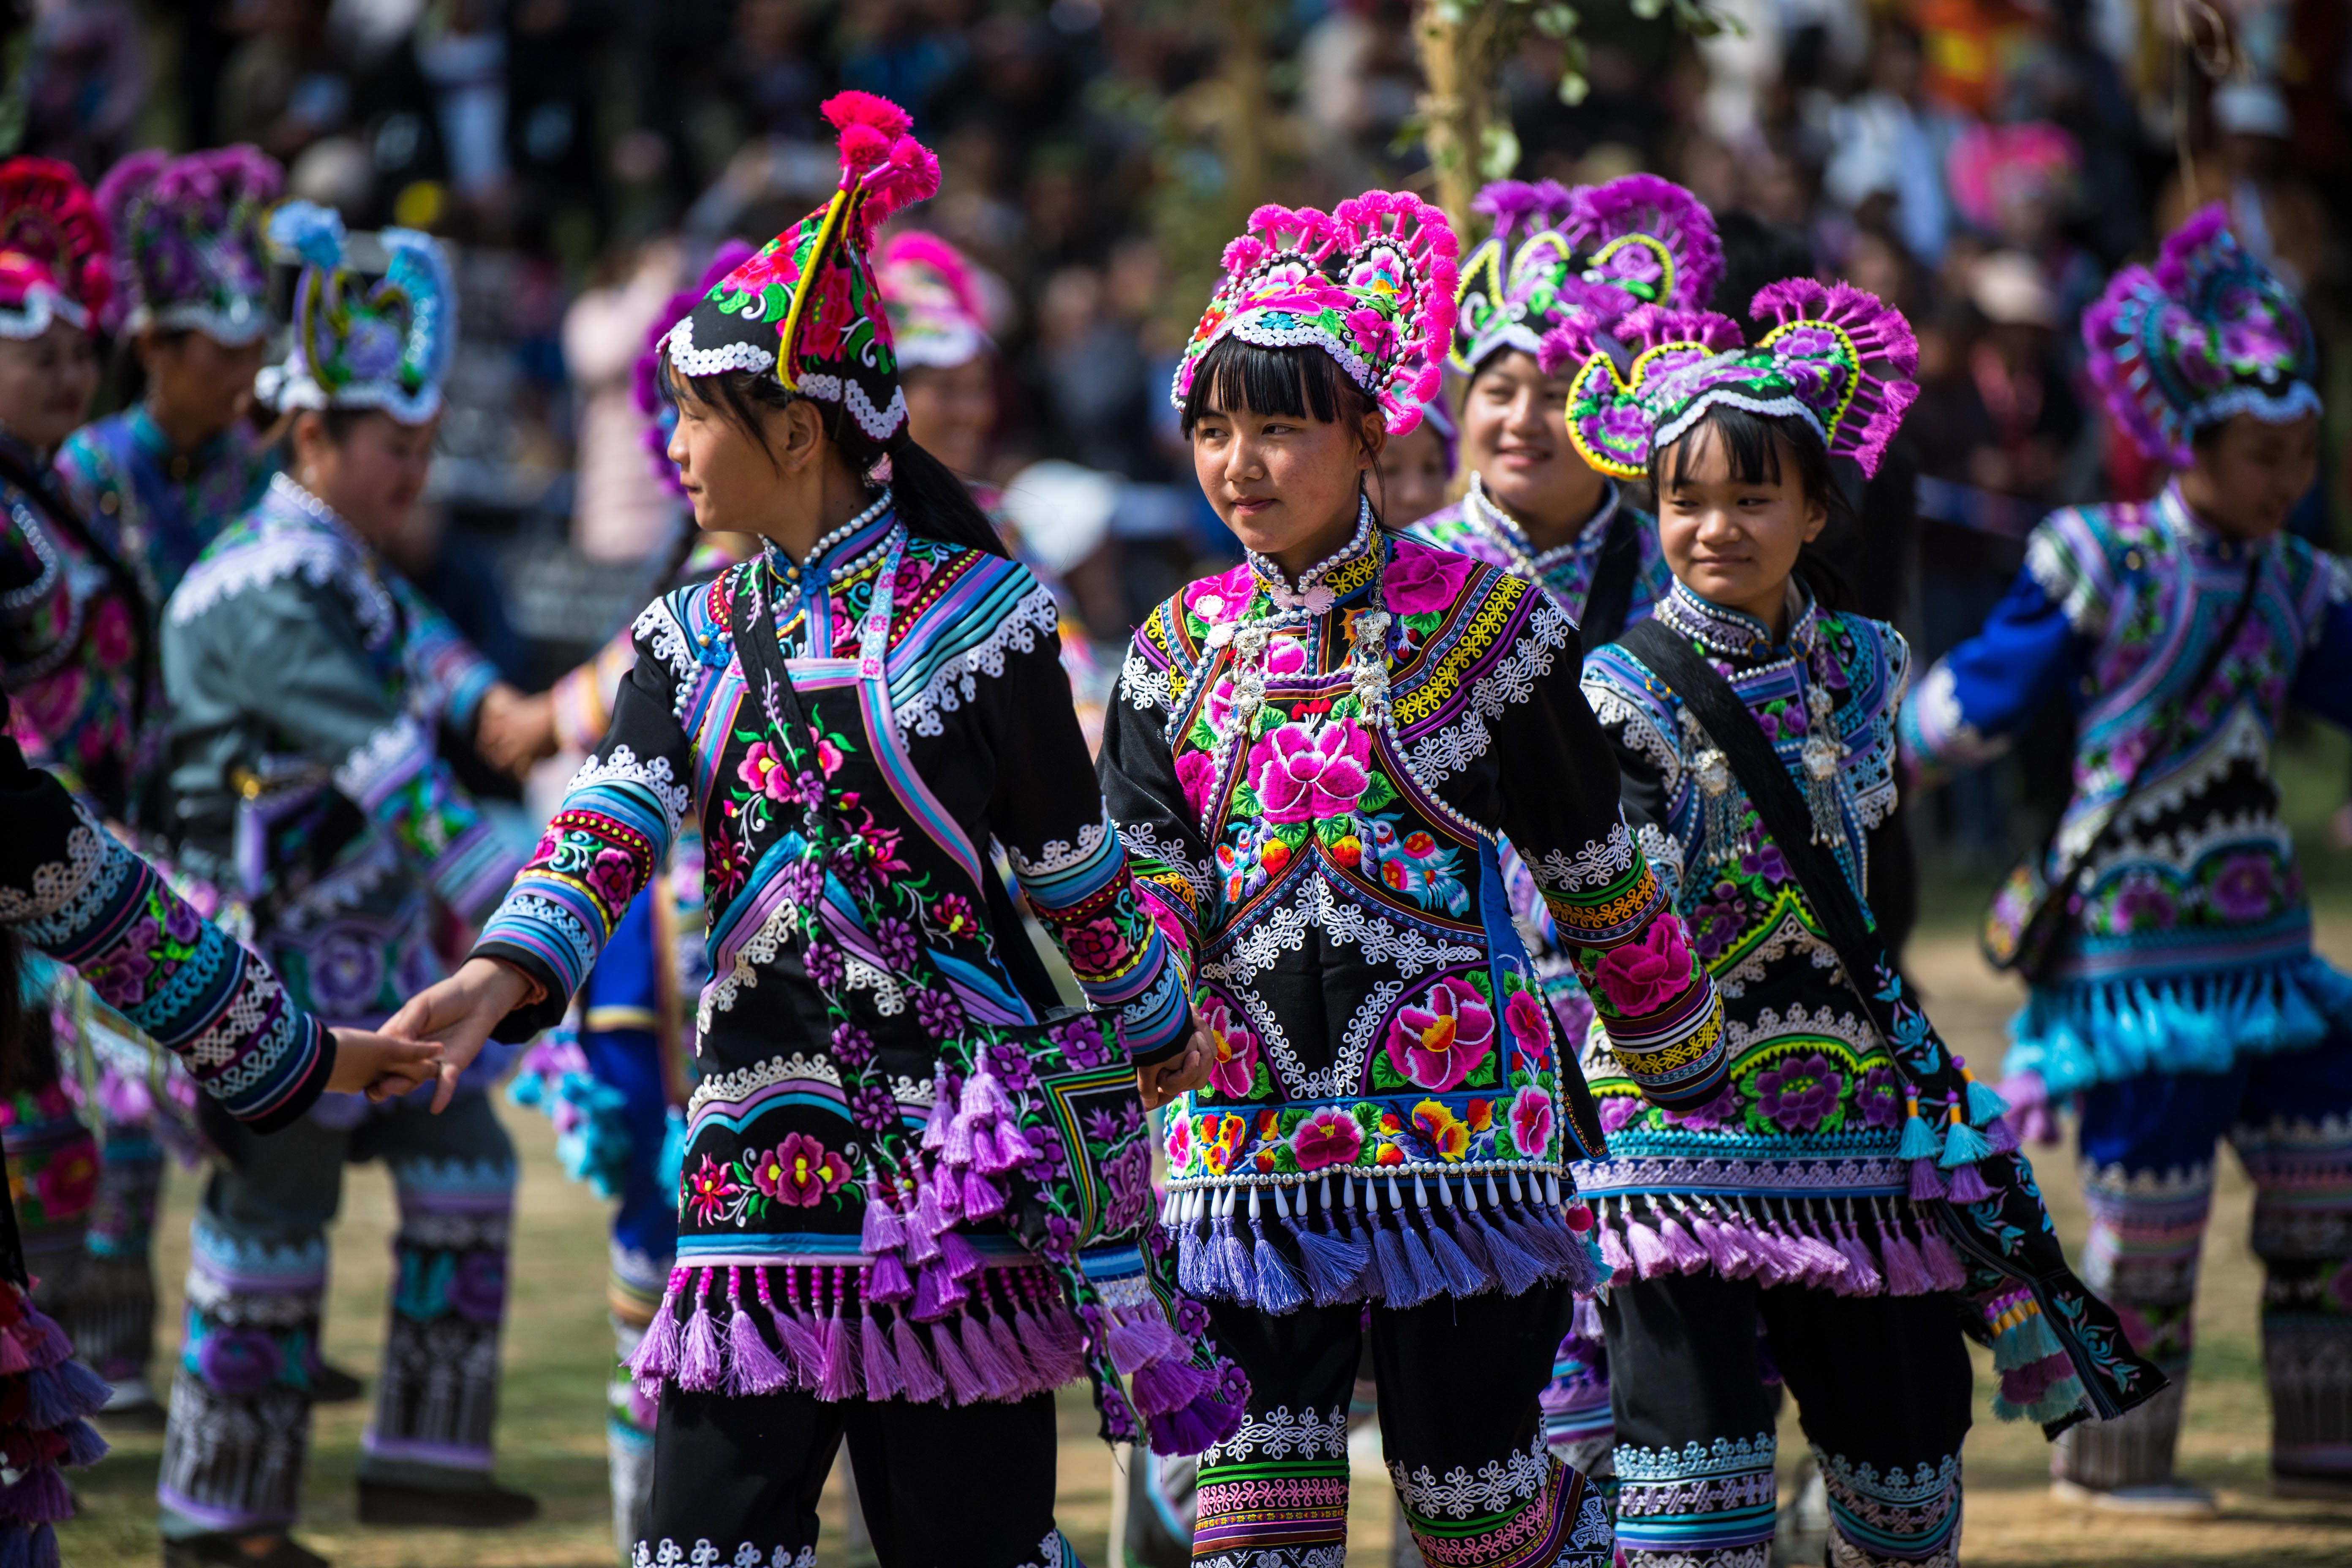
[57,920,2352,1565]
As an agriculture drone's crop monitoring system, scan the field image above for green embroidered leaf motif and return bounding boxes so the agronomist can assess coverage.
[1402,610,1444,638]
[1187,715,1218,752]
[1253,706,1282,737]
[1351,1100,1383,1131]
[1250,1062,1273,1100]
[1369,1051,1407,1092]
[1269,1143,1299,1174]
[1358,772,1396,812]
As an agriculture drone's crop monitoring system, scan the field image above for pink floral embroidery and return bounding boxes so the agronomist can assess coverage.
[686,1154,740,1223]
[1384,975,1497,1091]
[1176,749,1219,819]
[1503,990,1549,1056]
[1064,917,1133,976]
[1165,1113,1192,1170]
[1382,544,1475,616]
[753,1133,850,1206]
[586,847,638,908]
[1593,917,1695,1017]
[1206,639,1307,732]
[1247,718,1372,824]
[737,740,798,802]
[1200,993,1260,1099]
[1290,1108,1363,1170]
[1508,1086,1554,1158]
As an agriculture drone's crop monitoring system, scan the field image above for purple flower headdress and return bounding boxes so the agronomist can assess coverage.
[1171,191,1458,436]
[1451,173,1722,376]
[95,145,282,344]
[1539,278,1919,480]
[257,201,455,425]
[632,238,758,495]
[2083,204,2318,467]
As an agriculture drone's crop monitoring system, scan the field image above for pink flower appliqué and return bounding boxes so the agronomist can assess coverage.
[1165,1113,1192,1171]
[1593,917,1695,1017]
[1290,1108,1364,1171]
[1176,749,1220,819]
[586,847,638,908]
[1064,917,1133,976]
[1503,990,1549,1057]
[1508,1086,1554,1158]
[1247,718,1372,824]
[1385,975,1497,1092]
[1382,544,1475,616]
[737,740,798,802]
[754,1133,850,1206]
[1199,993,1260,1100]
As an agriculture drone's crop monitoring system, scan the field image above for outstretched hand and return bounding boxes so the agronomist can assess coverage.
[381,956,535,1113]
[1135,1004,1217,1110]
[474,683,559,778]
[325,1029,444,1101]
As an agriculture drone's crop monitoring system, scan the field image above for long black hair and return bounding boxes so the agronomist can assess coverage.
[1648,401,1856,612]
[668,364,1008,560]
[1178,336,1389,529]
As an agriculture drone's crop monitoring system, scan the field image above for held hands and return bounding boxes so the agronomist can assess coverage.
[381,956,537,1113]
[325,1029,445,1101]
[474,683,560,779]
[1134,1004,1217,1110]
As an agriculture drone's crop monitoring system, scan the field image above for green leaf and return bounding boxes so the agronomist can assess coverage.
[1358,771,1396,811]
[1269,1144,1299,1174]
[1250,1062,1273,1099]
[1187,716,1217,751]
[1254,705,1282,736]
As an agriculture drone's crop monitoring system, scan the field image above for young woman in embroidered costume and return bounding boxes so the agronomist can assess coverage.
[32,144,291,1427]
[0,157,440,1568]
[383,93,1238,1568]
[1901,208,2352,1516]
[1546,278,2164,1567]
[1099,190,1727,1568]
[1401,175,1724,1481]
[152,200,544,1561]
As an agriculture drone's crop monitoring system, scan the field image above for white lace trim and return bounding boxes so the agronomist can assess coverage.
[663,314,777,378]
[0,812,109,926]
[1117,819,1211,904]
[631,1542,815,1568]
[633,596,700,687]
[898,582,1059,739]
[1402,593,1571,784]
[686,1051,842,1115]
[1583,679,1681,793]
[797,372,909,442]
[1210,1403,1350,1462]
[333,717,430,808]
[1535,820,1636,894]
[1120,645,1173,713]
[1007,819,1108,880]
[1388,1429,1552,1521]
[569,745,694,838]
[168,526,392,645]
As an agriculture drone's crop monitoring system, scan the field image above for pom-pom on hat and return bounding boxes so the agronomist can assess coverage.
[257,201,455,424]
[2082,204,2317,467]
[1541,278,1919,481]
[878,231,990,371]
[0,157,112,340]
[1172,191,1459,436]
[633,238,758,495]
[1452,173,1722,376]
[662,91,941,459]
[95,145,282,344]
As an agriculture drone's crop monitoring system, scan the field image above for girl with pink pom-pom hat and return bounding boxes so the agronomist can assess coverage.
[1101,188,1726,1567]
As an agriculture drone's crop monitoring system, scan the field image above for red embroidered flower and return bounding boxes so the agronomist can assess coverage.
[1384,975,1496,1092]
[1593,917,1695,1017]
[753,1133,850,1206]
[1247,719,1372,824]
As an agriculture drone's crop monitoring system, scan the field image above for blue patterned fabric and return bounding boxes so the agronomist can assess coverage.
[1901,485,2352,1099]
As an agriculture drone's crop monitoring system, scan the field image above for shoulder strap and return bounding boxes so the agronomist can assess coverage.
[1579,506,1642,649]
[1618,616,1884,988]
[2036,548,2263,893]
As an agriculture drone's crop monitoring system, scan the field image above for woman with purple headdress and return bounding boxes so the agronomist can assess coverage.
[1552,275,2163,1565]
[1902,208,2352,1516]
[1105,187,1728,1568]
[35,143,286,1427]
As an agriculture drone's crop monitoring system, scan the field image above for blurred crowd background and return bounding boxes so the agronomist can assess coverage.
[8,0,2350,882]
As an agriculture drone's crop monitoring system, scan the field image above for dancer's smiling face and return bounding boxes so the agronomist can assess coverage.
[2180,411,2320,543]
[1652,406,1829,638]
[1184,342,1385,580]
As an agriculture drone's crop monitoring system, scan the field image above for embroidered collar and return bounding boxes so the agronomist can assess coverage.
[760,488,899,595]
[266,471,374,558]
[1463,471,1620,584]
[128,404,234,485]
[1655,576,1818,664]
[1244,494,1378,615]
[2155,480,2268,565]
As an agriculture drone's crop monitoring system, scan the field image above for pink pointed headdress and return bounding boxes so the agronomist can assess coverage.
[877,231,990,371]
[1540,279,1919,480]
[661,91,940,457]
[2082,204,2317,466]
[1171,191,1459,436]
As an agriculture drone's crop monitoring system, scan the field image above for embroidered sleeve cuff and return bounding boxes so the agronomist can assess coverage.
[472,937,574,1043]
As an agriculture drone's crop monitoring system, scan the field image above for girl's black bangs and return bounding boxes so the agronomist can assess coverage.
[1660,403,1794,490]
[1181,336,1356,433]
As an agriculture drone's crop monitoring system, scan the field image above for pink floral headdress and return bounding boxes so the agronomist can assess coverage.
[0,157,111,340]
[1540,279,1919,480]
[662,91,941,459]
[2082,204,2317,467]
[1172,192,1458,436]
[95,144,282,343]
[877,230,990,371]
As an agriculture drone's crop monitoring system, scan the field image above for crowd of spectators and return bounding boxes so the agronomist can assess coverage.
[14,0,2352,863]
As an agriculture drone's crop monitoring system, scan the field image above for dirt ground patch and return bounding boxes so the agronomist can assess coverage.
[58,928,2352,1565]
